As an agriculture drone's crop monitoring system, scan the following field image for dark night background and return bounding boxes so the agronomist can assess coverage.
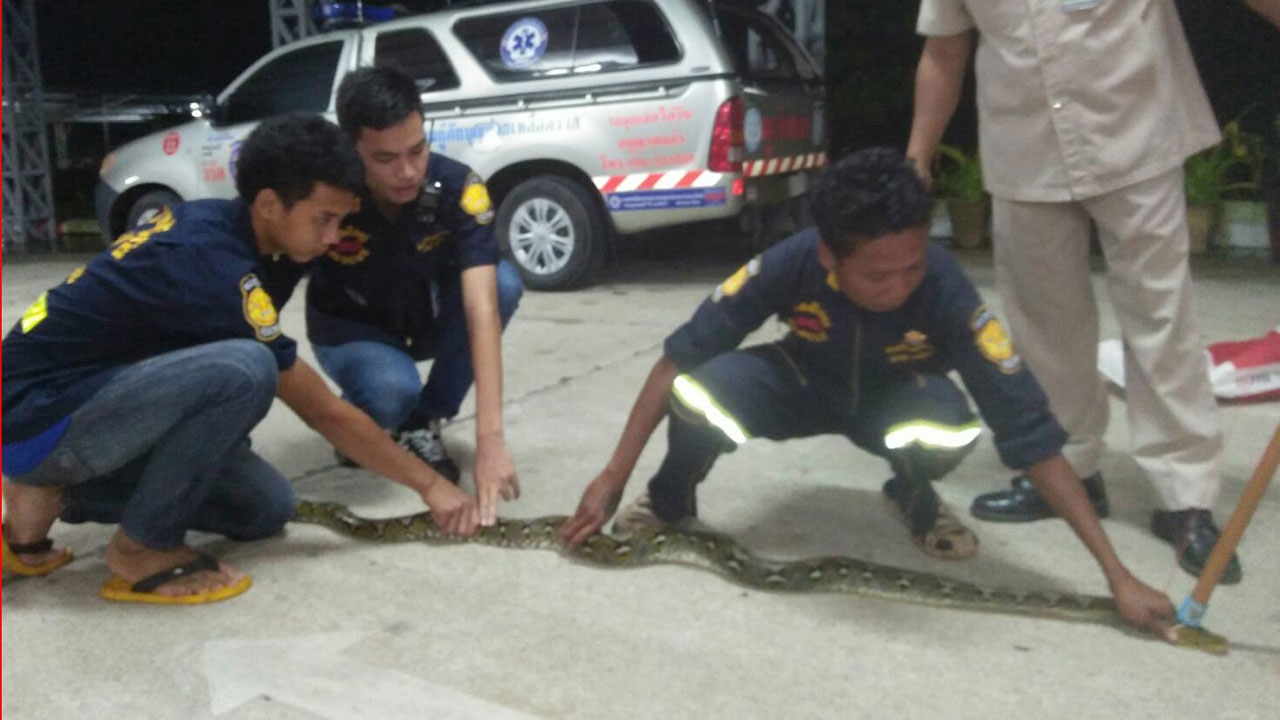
[28,0,1280,213]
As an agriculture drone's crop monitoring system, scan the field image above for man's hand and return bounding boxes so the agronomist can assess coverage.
[421,478,481,538]
[559,473,625,548]
[474,433,519,526]
[1109,571,1177,641]
[908,155,934,189]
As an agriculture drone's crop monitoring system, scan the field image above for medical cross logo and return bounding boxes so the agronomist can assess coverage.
[501,17,548,68]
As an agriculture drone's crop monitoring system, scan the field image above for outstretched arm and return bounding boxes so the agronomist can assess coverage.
[460,263,519,527]
[559,355,681,547]
[277,358,480,536]
[1024,455,1176,640]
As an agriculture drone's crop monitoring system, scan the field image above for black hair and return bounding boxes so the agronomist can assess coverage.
[809,147,933,257]
[234,113,365,207]
[336,65,423,140]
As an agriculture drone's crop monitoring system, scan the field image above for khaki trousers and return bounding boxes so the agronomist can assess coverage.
[992,167,1221,510]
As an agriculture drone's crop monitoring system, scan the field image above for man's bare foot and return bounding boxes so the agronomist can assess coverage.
[3,481,69,567]
[105,532,245,597]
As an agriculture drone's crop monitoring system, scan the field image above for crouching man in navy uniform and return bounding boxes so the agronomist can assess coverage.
[307,66,523,527]
[560,148,1177,639]
[1,114,479,605]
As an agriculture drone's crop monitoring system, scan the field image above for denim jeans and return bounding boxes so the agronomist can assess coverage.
[12,339,296,549]
[313,260,523,430]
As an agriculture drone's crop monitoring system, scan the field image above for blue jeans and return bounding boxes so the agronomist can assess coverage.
[313,260,523,430]
[11,340,295,549]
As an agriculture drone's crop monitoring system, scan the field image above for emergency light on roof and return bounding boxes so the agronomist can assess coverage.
[313,1,401,31]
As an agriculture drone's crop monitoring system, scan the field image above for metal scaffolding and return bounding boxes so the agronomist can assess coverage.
[3,0,56,252]
[270,0,316,48]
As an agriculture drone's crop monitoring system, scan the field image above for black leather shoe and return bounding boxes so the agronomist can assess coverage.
[970,473,1109,522]
[1151,509,1243,585]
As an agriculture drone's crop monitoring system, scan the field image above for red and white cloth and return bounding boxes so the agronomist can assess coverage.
[1098,326,1280,402]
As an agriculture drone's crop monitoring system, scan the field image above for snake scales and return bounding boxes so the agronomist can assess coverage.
[292,500,1126,626]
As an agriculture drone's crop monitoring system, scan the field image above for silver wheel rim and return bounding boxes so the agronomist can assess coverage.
[133,207,164,226]
[508,197,575,276]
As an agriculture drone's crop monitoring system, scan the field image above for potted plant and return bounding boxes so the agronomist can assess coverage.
[932,144,988,250]
[1264,110,1280,263]
[1184,118,1262,255]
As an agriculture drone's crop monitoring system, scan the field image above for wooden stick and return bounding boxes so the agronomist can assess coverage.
[1178,421,1280,629]
[1193,421,1280,603]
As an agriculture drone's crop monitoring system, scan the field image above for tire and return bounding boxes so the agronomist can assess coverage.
[125,189,182,229]
[496,176,607,290]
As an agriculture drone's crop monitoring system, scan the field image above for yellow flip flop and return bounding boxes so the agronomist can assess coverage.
[99,553,252,605]
[2,530,73,577]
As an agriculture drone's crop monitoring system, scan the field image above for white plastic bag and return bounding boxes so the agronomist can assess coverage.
[1097,326,1280,402]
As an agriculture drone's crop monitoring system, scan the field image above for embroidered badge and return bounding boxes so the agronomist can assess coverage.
[970,305,1022,374]
[110,206,175,260]
[788,301,831,342]
[240,274,281,341]
[886,329,934,363]
[328,226,371,265]
[713,256,761,301]
[460,174,494,225]
[417,231,448,253]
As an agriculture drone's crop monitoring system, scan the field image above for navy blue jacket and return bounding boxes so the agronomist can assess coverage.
[2,199,306,443]
[305,153,499,360]
[664,229,1067,470]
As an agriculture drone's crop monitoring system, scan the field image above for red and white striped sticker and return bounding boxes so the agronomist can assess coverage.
[593,169,724,194]
[593,153,826,195]
[742,152,827,178]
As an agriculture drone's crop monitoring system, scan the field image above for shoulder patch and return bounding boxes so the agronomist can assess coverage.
[713,256,761,301]
[240,274,282,341]
[969,305,1022,374]
[460,173,494,225]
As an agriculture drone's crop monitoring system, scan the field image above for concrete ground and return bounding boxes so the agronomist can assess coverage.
[3,234,1279,720]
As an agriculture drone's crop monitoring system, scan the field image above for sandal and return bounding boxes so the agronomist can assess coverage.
[99,552,251,605]
[911,502,979,560]
[2,528,73,577]
[882,478,979,561]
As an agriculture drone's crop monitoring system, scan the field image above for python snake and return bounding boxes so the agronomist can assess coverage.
[292,500,1130,626]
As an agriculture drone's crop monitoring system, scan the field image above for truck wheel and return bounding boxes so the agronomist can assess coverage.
[126,189,182,228]
[497,176,607,290]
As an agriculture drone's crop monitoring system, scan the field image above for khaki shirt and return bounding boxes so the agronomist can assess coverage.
[918,0,1221,201]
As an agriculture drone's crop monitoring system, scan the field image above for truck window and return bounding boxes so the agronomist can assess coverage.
[715,9,810,82]
[374,28,461,92]
[454,0,679,82]
[221,41,345,126]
